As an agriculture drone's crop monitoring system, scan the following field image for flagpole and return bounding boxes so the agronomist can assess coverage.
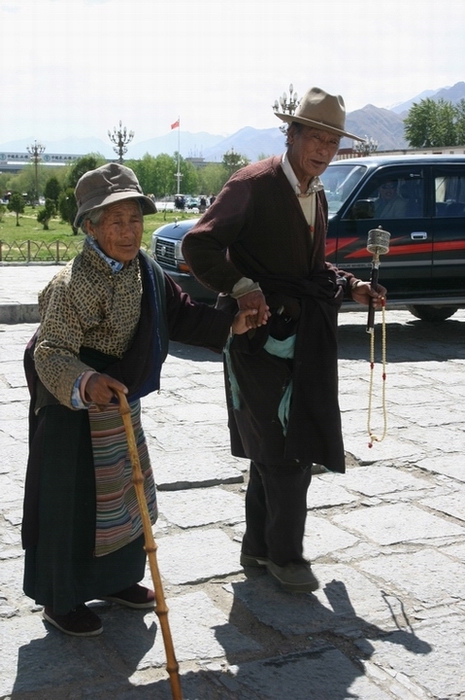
[176,116,181,194]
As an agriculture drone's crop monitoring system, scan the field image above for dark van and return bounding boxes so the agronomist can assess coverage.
[152,155,465,320]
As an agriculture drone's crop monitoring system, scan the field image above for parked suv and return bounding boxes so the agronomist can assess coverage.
[151,155,465,320]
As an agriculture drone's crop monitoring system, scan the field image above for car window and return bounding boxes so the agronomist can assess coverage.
[434,168,465,217]
[320,163,367,215]
[345,168,425,220]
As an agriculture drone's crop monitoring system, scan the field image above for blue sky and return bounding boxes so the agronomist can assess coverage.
[1,0,465,145]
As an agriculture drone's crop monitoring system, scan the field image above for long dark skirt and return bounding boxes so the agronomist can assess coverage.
[23,405,146,615]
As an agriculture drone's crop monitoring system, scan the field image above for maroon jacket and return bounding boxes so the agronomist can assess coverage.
[183,157,353,473]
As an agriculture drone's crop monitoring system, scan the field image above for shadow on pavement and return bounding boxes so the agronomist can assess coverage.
[169,317,465,364]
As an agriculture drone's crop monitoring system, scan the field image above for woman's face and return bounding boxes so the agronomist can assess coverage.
[87,200,143,263]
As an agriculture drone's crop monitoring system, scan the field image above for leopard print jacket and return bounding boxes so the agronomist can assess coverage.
[34,240,143,408]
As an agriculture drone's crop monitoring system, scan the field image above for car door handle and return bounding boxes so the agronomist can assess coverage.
[410,232,428,240]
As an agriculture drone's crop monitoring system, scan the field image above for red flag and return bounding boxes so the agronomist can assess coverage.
[171,119,180,130]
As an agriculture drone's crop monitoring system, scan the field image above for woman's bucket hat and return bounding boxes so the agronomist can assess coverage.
[74,162,157,227]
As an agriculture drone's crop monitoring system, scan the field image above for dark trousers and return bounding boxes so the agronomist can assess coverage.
[242,460,312,567]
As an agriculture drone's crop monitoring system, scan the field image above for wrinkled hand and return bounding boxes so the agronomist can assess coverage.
[231,308,262,335]
[351,281,387,309]
[84,373,128,411]
[237,290,271,328]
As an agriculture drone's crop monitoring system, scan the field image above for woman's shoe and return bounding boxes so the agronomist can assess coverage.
[101,584,155,609]
[43,604,103,636]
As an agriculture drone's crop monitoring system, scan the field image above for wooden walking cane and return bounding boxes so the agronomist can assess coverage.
[116,390,183,700]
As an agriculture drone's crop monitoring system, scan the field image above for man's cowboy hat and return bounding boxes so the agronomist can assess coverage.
[74,162,157,227]
[275,87,364,141]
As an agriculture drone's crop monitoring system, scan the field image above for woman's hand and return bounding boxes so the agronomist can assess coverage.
[231,308,263,335]
[237,290,271,327]
[84,373,128,411]
[351,281,387,309]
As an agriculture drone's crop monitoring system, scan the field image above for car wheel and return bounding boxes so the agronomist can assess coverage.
[406,305,458,322]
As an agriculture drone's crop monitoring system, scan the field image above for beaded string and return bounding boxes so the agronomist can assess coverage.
[367,296,388,448]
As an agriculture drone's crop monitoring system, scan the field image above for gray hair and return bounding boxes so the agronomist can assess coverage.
[81,199,144,235]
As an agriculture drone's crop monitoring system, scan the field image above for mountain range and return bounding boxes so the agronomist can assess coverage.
[2,82,465,163]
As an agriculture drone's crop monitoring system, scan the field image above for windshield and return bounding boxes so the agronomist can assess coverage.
[320,163,367,215]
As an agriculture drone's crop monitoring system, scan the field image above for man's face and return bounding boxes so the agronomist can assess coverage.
[379,181,398,200]
[287,125,340,184]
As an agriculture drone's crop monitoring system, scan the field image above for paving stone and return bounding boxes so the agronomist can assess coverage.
[342,464,434,497]
[420,484,465,522]
[307,473,359,509]
[359,549,465,605]
[148,450,244,490]
[416,453,465,482]
[303,514,359,559]
[226,564,398,636]
[367,615,465,699]
[156,529,242,584]
[0,614,97,697]
[107,590,261,668]
[157,402,228,425]
[157,487,244,528]
[333,502,465,545]
[223,647,393,700]
[144,422,231,451]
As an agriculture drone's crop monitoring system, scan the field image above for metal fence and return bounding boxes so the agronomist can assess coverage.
[0,239,150,263]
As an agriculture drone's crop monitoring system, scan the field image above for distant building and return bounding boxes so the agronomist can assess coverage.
[0,151,80,173]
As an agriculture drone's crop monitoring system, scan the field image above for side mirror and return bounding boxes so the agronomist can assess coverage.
[350,199,375,220]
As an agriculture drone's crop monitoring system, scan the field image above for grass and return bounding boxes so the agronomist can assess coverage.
[0,206,198,262]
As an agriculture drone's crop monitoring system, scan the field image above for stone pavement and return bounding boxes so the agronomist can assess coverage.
[0,264,465,699]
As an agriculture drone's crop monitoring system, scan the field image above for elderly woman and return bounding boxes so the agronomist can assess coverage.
[22,163,258,637]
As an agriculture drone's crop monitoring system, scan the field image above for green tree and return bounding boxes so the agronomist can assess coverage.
[154,153,177,197]
[60,154,106,233]
[179,157,199,195]
[222,149,249,177]
[58,187,79,235]
[44,176,62,206]
[7,192,25,226]
[65,153,106,189]
[455,99,465,145]
[37,198,56,230]
[404,97,458,148]
[198,162,229,196]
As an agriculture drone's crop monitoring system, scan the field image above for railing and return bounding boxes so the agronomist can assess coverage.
[0,240,150,263]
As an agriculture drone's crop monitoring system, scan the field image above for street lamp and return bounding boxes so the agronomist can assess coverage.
[272,84,300,134]
[354,136,378,157]
[272,83,300,117]
[108,121,134,163]
[26,140,45,205]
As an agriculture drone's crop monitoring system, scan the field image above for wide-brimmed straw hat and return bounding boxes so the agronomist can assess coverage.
[74,162,157,227]
[275,86,364,142]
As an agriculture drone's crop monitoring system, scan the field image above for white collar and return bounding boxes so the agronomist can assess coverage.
[281,153,324,197]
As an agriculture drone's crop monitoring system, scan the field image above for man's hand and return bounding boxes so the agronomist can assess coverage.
[237,290,271,328]
[84,373,128,411]
[351,281,387,309]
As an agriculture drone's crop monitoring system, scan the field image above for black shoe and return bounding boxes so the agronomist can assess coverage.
[101,584,155,609]
[240,553,268,567]
[43,604,103,637]
[266,559,319,593]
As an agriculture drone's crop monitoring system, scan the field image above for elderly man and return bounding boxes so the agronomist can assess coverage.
[182,87,385,593]
[21,163,257,636]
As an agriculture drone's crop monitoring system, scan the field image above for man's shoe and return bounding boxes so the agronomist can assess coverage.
[43,604,103,637]
[266,559,319,593]
[101,584,155,609]
[240,553,268,567]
